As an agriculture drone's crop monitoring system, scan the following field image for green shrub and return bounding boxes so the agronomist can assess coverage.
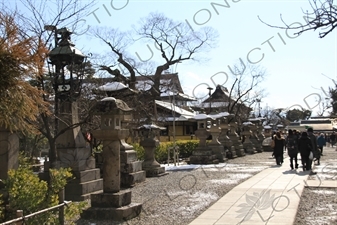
[132,143,145,160]
[1,161,87,225]
[133,140,199,164]
[176,140,199,158]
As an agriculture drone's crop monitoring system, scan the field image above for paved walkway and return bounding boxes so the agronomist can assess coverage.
[189,159,311,225]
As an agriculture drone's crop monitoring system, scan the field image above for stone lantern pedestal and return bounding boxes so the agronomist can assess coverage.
[81,130,142,221]
[139,124,168,177]
[81,97,142,221]
[242,122,257,154]
[0,127,19,188]
[228,119,245,157]
[218,118,237,159]
[189,114,218,164]
[40,101,103,201]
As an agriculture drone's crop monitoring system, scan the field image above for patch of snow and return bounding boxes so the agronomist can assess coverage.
[310,190,337,195]
[227,173,253,180]
[210,179,239,185]
[173,191,219,217]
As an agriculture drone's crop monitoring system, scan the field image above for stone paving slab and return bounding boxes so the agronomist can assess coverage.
[188,161,310,225]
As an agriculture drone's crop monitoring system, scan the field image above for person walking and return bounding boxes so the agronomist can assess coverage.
[273,131,285,165]
[317,133,326,157]
[330,132,336,147]
[298,131,313,171]
[307,128,319,168]
[286,129,299,170]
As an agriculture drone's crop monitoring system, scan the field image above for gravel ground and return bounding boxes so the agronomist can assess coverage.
[75,147,337,225]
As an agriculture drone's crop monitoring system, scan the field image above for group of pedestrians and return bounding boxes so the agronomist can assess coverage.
[271,128,327,174]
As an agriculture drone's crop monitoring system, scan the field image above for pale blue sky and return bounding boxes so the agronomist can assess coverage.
[14,0,337,115]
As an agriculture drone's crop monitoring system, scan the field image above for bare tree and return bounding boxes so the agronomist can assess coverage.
[136,12,218,98]
[90,12,218,121]
[226,61,267,123]
[259,0,337,38]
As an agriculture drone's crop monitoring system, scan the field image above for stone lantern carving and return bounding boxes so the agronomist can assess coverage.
[81,97,142,221]
[189,114,218,164]
[138,123,168,177]
[242,122,257,154]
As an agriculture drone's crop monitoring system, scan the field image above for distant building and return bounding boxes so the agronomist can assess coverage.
[286,116,337,133]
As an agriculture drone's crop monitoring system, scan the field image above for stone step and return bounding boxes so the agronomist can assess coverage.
[68,190,103,202]
[91,189,132,208]
[69,168,101,183]
[65,178,103,198]
[120,150,138,164]
[81,202,142,221]
[120,161,143,173]
[121,170,146,187]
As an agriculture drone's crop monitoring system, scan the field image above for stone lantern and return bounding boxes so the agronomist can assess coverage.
[43,27,102,201]
[227,114,245,157]
[263,125,273,138]
[216,113,237,159]
[249,118,264,152]
[138,123,168,177]
[189,114,218,164]
[242,122,257,154]
[81,97,142,221]
[277,124,285,136]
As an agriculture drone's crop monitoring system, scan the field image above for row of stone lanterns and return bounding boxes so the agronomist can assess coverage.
[187,113,266,164]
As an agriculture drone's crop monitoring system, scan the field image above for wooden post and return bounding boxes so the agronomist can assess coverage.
[15,210,23,225]
[58,188,65,225]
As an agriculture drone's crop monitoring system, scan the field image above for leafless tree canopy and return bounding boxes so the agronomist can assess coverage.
[259,0,337,38]
[226,60,267,122]
[135,12,218,96]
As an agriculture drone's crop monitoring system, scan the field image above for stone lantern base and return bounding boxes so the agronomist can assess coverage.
[189,147,219,165]
[120,147,146,186]
[41,156,103,201]
[250,138,263,153]
[228,134,245,157]
[81,189,142,221]
[243,142,257,154]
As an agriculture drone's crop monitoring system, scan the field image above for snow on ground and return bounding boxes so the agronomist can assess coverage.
[174,192,219,218]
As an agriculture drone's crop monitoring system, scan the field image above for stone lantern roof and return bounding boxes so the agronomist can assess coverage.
[94,97,133,114]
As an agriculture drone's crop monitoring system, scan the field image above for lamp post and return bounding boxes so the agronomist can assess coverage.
[46,26,87,166]
[256,98,262,117]
[207,87,213,114]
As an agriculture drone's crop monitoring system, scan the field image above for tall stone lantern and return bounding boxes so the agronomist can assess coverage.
[47,27,88,167]
[81,97,142,221]
[45,27,102,201]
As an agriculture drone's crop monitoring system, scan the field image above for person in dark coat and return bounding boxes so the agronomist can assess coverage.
[307,127,319,167]
[298,131,313,171]
[273,131,285,165]
[317,133,326,157]
[286,129,299,170]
